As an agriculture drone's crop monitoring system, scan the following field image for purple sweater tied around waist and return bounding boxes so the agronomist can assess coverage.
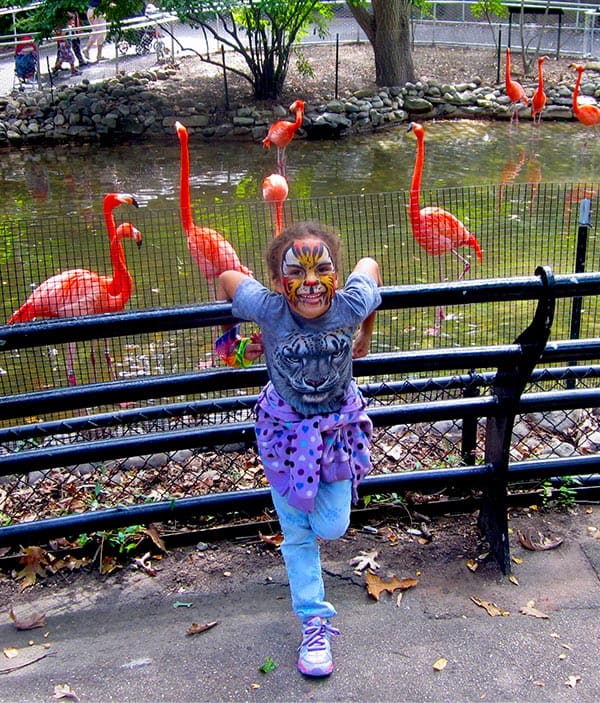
[255,381,373,513]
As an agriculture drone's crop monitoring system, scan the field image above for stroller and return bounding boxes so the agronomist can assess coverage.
[14,35,38,91]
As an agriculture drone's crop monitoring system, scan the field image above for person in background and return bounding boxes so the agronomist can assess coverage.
[67,11,88,68]
[83,0,106,62]
[216,221,382,678]
[52,18,81,76]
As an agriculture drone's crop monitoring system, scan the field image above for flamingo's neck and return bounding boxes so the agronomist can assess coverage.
[294,108,304,129]
[538,62,545,91]
[409,134,424,227]
[105,211,133,300]
[505,51,511,83]
[178,130,194,232]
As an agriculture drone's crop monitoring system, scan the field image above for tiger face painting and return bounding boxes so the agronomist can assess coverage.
[277,237,338,320]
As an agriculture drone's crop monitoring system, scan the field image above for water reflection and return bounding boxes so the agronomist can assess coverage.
[1,120,599,220]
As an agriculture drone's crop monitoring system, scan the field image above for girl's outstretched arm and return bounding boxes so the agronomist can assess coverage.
[351,257,382,359]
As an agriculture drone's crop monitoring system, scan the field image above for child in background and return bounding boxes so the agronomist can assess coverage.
[53,19,80,76]
[217,221,381,677]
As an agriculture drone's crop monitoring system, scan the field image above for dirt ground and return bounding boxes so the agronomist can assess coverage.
[169,43,582,112]
[0,501,594,612]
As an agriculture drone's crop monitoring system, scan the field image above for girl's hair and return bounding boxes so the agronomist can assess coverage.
[266,221,342,281]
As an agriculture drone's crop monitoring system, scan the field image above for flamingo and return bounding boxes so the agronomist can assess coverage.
[407,122,483,335]
[532,55,547,125]
[571,64,600,133]
[7,193,142,385]
[262,99,305,178]
[498,148,526,207]
[505,48,529,123]
[262,173,288,237]
[174,121,250,300]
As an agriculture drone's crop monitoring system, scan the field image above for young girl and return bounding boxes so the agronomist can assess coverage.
[216,221,381,677]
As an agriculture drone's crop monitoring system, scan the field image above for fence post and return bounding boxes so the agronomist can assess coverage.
[478,266,556,574]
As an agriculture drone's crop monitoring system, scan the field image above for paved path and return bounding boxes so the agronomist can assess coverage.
[1,508,599,702]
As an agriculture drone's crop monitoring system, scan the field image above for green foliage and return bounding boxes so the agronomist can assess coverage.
[160,0,333,99]
[471,0,508,20]
[10,0,143,41]
[541,476,581,510]
[259,656,278,673]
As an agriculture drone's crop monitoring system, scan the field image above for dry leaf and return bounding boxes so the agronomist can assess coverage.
[519,600,549,619]
[365,571,418,601]
[187,621,218,636]
[143,524,166,552]
[517,529,563,551]
[9,606,46,630]
[134,552,158,576]
[509,574,519,586]
[53,683,80,701]
[350,549,380,573]
[470,596,510,617]
[433,657,448,671]
[100,556,121,575]
[565,675,581,688]
[15,546,49,590]
[466,559,479,572]
[3,647,19,659]
[258,532,284,548]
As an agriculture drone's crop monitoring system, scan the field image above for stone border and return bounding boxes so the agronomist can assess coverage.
[1,64,598,145]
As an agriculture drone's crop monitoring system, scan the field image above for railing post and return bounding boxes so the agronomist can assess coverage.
[478,266,556,574]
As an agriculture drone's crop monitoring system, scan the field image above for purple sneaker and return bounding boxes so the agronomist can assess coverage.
[297,616,339,677]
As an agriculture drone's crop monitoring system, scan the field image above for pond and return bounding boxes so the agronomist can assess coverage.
[1,120,599,396]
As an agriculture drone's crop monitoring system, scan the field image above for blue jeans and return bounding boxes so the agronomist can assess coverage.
[270,479,352,622]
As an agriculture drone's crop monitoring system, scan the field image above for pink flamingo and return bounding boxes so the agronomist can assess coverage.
[7,194,141,385]
[505,48,529,123]
[571,64,600,132]
[408,122,483,335]
[531,55,547,125]
[262,99,305,177]
[174,121,250,300]
[262,173,288,237]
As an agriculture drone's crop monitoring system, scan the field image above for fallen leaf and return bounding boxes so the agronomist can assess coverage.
[53,683,80,701]
[565,675,581,688]
[143,524,166,552]
[134,552,158,577]
[186,621,218,636]
[259,656,277,673]
[470,596,510,617]
[9,606,46,630]
[519,601,549,619]
[350,549,380,573]
[0,645,49,674]
[3,647,19,659]
[511,556,523,565]
[433,657,448,671]
[100,556,121,575]
[509,574,519,586]
[466,559,479,572]
[15,546,49,590]
[259,532,284,548]
[366,571,418,601]
[517,529,563,551]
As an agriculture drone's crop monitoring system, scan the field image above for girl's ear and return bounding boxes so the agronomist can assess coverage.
[272,275,284,293]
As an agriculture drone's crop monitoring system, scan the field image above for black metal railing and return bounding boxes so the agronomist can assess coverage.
[2,267,600,574]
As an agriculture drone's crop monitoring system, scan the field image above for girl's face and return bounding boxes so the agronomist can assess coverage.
[275,237,338,319]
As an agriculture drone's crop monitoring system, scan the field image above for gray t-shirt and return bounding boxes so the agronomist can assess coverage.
[232,271,381,415]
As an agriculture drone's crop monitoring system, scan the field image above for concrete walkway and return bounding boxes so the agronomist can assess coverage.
[1,507,599,702]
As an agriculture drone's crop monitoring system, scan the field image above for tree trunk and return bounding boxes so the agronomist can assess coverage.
[347,0,415,86]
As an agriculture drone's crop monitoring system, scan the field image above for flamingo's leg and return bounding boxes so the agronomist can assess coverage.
[452,249,471,281]
[66,341,77,386]
[277,147,287,178]
[104,338,116,381]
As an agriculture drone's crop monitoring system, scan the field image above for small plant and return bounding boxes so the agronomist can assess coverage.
[259,656,278,674]
[541,476,581,509]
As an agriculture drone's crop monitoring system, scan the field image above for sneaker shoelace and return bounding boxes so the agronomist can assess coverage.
[301,618,340,653]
